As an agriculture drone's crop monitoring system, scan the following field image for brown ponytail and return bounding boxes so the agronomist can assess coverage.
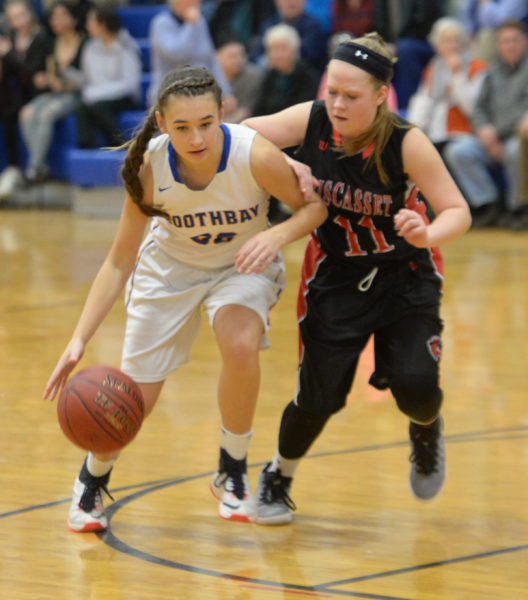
[120,66,223,219]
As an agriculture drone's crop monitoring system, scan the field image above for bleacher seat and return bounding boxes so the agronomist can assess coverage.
[137,38,151,72]
[119,110,148,140]
[0,5,160,191]
[140,72,152,109]
[65,148,127,187]
[117,5,164,38]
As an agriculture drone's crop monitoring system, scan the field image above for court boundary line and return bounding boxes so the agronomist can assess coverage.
[2,425,527,600]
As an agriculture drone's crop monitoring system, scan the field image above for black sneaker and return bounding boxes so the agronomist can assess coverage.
[409,416,446,501]
[210,448,256,522]
[255,462,296,525]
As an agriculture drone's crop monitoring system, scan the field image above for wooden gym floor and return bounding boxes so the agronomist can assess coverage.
[0,205,527,600]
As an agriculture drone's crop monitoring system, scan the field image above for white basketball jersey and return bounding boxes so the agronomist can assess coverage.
[145,123,270,269]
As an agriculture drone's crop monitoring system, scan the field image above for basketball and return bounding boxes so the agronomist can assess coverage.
[57,365,144,454]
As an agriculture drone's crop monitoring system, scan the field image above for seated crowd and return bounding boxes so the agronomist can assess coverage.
[0,0,527,228]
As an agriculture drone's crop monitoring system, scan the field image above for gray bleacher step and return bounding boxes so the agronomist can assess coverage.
[1,181,73,209]
[72,186,123,218]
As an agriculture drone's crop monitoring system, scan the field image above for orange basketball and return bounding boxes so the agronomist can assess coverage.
[57,365,144,453]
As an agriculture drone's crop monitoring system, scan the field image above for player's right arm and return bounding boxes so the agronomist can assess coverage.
[243,101,314,199]
[43,161,153,401]
[242,101,312,149]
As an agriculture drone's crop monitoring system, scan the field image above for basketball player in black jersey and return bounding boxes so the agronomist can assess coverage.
[244,33,471,524]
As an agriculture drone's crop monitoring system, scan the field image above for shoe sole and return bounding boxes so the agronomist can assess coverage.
[409,473,446,501]
[218,507,256,523]
[67,519,107,533]
[211,481,256,522]
[255,513,293,526]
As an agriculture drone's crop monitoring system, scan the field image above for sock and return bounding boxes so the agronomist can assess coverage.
[271,452,300,479]
[86,452,118,477]
[221,426,252,461]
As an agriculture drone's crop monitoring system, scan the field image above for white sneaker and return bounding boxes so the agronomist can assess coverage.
[67,460,113,532]
[0,166,24,200]
[210,449,256,522]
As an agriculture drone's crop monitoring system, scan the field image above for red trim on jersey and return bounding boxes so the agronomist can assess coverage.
[332,127,341,148]
[362,139,375,159]
[297,234,326,359]
[331,128,376,160]
[405,185,444,278]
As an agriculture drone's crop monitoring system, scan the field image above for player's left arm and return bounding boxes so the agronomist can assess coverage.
[396,127,471,248]
[235,133,327,274]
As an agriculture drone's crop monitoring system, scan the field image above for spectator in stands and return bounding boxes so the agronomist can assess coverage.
[73,4,141,149]
[374,0,446,111]
[18,1,86,183]
[444,19,528,228]
[251,0,328,74]
[463,0,528,61]
[0,0,50,198]
[331,0,374,37]
[148,0,235,109]
[205,0,276,50]
[253,23,319,117]
[216,35,264,123]
[304,0,332,34]
[253,23,319,223]
[407,17,487,159]
[42,0,92,30]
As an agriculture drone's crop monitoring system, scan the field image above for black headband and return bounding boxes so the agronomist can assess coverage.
[332,42,394,82]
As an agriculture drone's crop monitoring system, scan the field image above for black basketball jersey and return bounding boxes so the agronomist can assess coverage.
[296,101,442,271]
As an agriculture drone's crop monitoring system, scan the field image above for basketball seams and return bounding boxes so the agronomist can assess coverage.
[74,376,143,428]
[69,386,124,448]
[56,365,145,454]
[58,389,87,450]
[76,365,144,418]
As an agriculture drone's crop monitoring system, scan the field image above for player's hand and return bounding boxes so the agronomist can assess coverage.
[43,338,85,401]
[394,208,429,248]
[284,154,316,201]
[234,230,283,274]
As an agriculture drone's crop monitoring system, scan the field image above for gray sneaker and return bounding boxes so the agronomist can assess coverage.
[255,463,296,525]
[409,416,446,501]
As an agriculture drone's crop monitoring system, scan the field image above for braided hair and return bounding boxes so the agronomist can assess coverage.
[120,66,223,219]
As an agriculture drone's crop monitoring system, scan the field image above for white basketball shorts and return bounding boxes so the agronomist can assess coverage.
[121,240,286,382]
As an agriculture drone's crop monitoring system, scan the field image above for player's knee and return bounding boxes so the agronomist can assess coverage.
[390,374,443,424]
[219,330,260,367]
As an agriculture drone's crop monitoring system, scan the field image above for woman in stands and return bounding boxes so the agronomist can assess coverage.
[19,1,87,183]
[73,3,141,148]
[0,0,50,198]
[43,66,327,531]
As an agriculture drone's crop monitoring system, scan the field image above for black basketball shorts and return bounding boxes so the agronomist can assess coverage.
[294,256,443,416]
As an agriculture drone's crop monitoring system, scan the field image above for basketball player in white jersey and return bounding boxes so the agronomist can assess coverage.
[43,66,327,531]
